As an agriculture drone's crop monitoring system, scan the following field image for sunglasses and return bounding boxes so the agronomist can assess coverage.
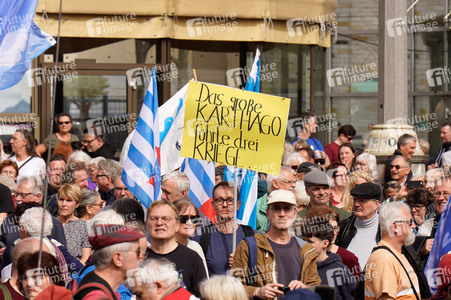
[179,215,199,224]
[390,165,404,170]
[384,183,399,189]
[58,121,71,125]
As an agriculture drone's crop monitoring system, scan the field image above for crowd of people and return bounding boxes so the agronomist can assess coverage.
[0,111,448,299]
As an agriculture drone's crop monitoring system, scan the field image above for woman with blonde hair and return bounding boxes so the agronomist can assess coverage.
[57,183,91,264]
[341,171,374,212]
[200,275,247,300]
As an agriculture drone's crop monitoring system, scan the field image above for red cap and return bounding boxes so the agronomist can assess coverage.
[89,224,145,250]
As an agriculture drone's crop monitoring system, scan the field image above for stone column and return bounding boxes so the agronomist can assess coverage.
[378,0,408,123]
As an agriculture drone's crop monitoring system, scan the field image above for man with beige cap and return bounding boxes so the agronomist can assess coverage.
[232,189,320,299]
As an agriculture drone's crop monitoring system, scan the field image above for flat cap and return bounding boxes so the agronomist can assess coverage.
[350,182,381,200]
[304,169,330,187]
[267,190,296,206]
[89,224,145,250]
[296,162,322,174]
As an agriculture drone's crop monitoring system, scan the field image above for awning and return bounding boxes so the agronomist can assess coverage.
[35,0,337,47]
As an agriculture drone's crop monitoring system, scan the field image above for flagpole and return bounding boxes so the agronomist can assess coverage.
[37,0,63,281]
[232,167,238,252]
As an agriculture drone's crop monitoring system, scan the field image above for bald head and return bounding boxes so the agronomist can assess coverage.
[12,238,51,270]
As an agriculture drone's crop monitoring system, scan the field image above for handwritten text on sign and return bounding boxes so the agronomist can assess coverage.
[180,81,290,175]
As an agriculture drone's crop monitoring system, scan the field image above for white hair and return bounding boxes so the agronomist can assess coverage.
[90,156,106,167]
[91,210,125,228]
[94,241,135,269]
[282,152,305,167]
[265,166,294,193]
[200,275,247,300]
[134,258,179,289]
[162,171,190,194]
[356,153,378,179]
[17,176,43,195]
[294,181,310,206]
[67,151,92,166]
[20,207,53,237]
[379,202,411,234]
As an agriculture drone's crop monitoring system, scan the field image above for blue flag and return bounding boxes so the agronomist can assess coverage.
[424,195,451,294]
[122,68,161,208]
[0,0,56,90]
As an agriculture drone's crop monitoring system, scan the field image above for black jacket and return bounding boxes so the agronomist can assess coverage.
[412,214,440,269]
[383,149,414,184]
[85,142,116,160]
[335,214,382,249]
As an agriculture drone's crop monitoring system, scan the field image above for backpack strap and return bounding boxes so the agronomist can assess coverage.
[244,235,258,285]
[199,224,214,255]
[373,246,420,300]
[0,284,12,300]
[74,282,116,300]
[241,225,255,238]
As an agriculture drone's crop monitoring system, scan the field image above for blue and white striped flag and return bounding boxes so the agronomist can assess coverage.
[0,0,56,90]
[180,158,216,222]
[222,49,261,228]
[122,68,161,208]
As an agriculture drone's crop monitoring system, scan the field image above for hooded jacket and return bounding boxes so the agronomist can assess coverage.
[316,252,356,300]
[231,233,321,299]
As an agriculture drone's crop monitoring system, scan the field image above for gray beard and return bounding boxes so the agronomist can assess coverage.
[403,231,415,247]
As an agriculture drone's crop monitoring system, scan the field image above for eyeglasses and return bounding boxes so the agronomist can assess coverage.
[214,198,234,206]
[96,174,108,178]
[58,121,71,125]
[16,192,32,198]
[345,136,354,141]
[179,215,199,224]
[333,226,340,232]
[90,202,104,208]
[268,205,295,213]
[148,216,176,223]
[434,192,451,198]
[83,139,96,144]
[409,205,425,211]
[278,179,296,185]
[290,165,299,171]
[390,165,405,170]
[393,219,414,226]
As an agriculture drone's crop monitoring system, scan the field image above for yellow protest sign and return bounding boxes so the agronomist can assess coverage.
[180,81,290,175]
